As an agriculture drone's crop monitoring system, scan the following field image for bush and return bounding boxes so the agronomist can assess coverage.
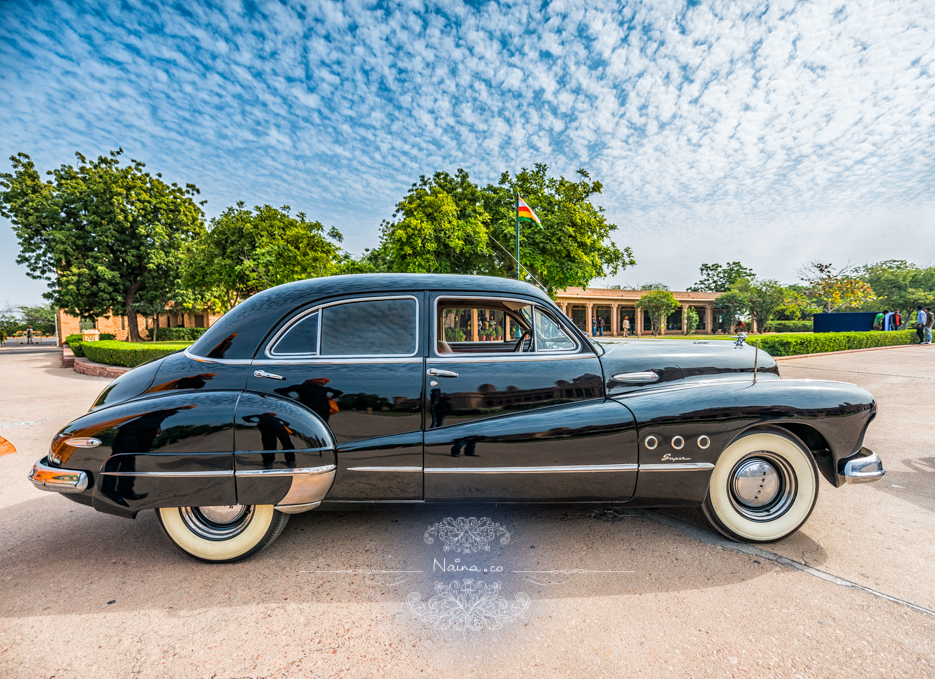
[749,330,916,356]
[765,320,812,333]
[150,327,208,341]
[65,332,115,356]
[80,340,190,367]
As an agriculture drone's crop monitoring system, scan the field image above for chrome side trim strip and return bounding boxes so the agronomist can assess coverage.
[184,348,253,365]
[638,463,715,472]
[347,466,422,472]
[236,464,337,477]
[254,357,424,366]
[322,499,426,504]
[275,501,321,514]
[424,464,638,474]
[100,470,235,477]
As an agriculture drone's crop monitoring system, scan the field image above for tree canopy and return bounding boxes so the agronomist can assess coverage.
[798,261,875,313]
[635,290,680,336]
[0,150,205,341]
[183,202,348,311]
[856,260,935,311]
[370,165,635,296]
[688,262,755,292]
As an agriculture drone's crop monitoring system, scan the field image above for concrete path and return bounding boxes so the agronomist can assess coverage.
[0,345,933,678]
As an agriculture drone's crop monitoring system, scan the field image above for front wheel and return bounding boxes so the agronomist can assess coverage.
[701,426,819,543]
[157,504,289,563]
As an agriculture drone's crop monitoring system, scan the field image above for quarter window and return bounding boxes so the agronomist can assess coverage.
[270,312,319,356]
[320,298,417,356]
[534,308,576,351]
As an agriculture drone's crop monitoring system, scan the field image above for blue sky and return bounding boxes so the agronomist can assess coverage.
[2,0,934,306]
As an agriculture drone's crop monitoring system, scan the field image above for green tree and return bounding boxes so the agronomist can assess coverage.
[857,260,935,311]
[685,306,700,335]
[638,282,669,291]
[184,202,346,311]
[688,262,756,292]
[0,150,205,341]
[733,278,786,332]
[484,165,635,295]
[18,303,56,335]
[374,170,492,275]
[714,290,750,334]
[798,262,875,313]
[635,290,680,336]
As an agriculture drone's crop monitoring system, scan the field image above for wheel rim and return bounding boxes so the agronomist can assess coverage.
[728,452,797,522]
[179,505,254,541]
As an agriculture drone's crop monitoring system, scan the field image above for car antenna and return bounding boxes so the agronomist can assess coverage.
[753,339,759,384]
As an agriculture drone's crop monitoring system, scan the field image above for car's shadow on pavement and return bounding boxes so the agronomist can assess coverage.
[1,496,823,619]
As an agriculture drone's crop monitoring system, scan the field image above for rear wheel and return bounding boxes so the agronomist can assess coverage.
[701,426,818,543]
[157,504,289,563]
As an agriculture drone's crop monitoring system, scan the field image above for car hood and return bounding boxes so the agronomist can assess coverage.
[597,338,778,396]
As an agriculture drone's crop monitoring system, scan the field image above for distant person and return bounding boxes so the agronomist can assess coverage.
[882,310,893,331]
[622,316,630,337]
[597,316,604,337]
[591,318,596,336]
[873,310,884,331]
[926,307,934,345]
[916,306,926,344]
[25,325,33,344]
[892,310,901,330]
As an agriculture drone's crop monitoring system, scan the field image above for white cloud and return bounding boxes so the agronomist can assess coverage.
[1,0,934,303]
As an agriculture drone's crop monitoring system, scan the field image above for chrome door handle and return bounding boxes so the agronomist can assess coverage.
[254,370,285,380]
[427,368,459,378]
[611,371,659,383]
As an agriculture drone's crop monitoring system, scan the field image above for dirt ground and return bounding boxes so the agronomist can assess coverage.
[1,343,933,678]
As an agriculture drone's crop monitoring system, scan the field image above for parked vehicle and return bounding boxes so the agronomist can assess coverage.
[29,274,885,562]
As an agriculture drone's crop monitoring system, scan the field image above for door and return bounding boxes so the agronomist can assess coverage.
[247,293,425,500]
[424,293,638,501]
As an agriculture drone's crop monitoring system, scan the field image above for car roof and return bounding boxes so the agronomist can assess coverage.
[189,274,554,360]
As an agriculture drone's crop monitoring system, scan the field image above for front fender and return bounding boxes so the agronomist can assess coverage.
[616,378,875,504]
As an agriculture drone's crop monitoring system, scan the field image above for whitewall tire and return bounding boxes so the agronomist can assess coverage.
[157,504,289,563]
[701,426,819,543]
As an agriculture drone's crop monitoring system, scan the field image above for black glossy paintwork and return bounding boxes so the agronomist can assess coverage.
[617,377,875,500]
[599,339,779,396]
[424,399,638,501]
[91,357,165,409]
[233,392,336,504]
[44,275,881,520]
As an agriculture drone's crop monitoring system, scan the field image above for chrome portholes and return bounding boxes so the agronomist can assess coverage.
[727,452,797,522]
[179,505,254,541]
[644,436,659,450]
[671,436,685,450]
[697,435,711,449]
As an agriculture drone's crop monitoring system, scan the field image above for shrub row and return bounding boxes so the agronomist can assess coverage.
[65,333,115,357]
[748,329,916,356]
[765,320,812,333]
[150,327,208,341]
[80,340,190,367]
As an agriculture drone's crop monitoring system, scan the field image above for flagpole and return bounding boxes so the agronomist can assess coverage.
[514,193,520,280]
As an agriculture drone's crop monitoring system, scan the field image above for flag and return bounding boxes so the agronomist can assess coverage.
[517,196,541,226]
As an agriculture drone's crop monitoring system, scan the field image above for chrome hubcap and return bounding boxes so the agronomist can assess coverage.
[728,453,797,522]
[180,505,253,541]
[731,459,781,507]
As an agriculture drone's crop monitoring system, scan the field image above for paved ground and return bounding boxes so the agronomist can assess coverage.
[1,343,933,678]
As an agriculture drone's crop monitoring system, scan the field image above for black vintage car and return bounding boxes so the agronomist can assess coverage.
[30,274,885,562]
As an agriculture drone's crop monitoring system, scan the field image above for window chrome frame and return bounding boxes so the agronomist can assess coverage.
[263,295,420,361]
[432,294,582,359]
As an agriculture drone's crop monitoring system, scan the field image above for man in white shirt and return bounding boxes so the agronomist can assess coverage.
[883,310,894,331]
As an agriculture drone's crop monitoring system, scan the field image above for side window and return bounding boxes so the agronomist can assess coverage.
[534,308,577,352]
[436,298,533,355]
[320,298,418,356]
[270,311,319,356]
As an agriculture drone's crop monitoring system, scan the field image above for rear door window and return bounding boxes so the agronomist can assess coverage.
[320,297,418,357]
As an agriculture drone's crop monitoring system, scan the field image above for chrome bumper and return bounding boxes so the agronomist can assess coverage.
[28,457,89,494]
[842,447,885,484]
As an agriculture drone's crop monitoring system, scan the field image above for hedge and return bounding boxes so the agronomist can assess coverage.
[65,333,115,357]
[748,329,916,356]
[149,327,208,341]
[765,320,812,333]
[80,340,190,367]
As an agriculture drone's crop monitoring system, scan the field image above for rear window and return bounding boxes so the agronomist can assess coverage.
[320,298,418,356]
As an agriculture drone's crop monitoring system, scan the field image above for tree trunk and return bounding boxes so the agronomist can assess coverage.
[124,279,144,343]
